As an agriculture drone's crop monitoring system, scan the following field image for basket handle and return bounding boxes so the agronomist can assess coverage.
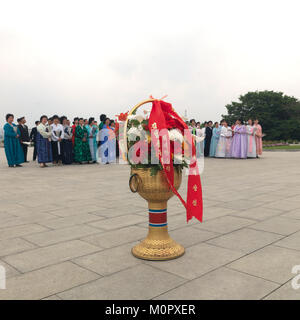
[129,173,142,193]
[123,98,155,157]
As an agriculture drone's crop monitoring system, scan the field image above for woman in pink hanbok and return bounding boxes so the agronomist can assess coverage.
[246,119,257,158]
[254,119,263,157]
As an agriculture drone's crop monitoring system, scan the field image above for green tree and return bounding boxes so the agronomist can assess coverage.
[222,90,300,141]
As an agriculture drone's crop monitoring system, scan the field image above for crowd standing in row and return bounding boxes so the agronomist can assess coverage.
[3,113,117,168]
[3,113,263,168]
[188,119,263,159]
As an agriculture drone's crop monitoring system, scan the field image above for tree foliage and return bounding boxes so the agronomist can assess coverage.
[222,90,300,141]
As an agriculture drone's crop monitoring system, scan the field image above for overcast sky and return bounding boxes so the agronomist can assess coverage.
[1,0,300,127]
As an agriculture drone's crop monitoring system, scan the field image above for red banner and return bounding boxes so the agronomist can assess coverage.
[148,99,203,223]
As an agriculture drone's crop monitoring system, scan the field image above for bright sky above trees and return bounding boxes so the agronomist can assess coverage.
[1,0,300,126]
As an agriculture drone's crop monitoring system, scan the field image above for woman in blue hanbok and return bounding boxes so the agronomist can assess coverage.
[86,117,99,163]
[3,114,24,167]
[99,118,116,164]
[209,122,221,157]
[36,115,53,167]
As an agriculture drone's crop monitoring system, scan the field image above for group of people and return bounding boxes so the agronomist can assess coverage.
[189,119,263,159]
[3,114,117,168]
[3,112,264,168]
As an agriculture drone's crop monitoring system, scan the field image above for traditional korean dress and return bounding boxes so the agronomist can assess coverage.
[3,123,24,166]
[74,125,92,163]
[99,124,116,164]
[230,125,248,159]
[71,125,76,146]
[51,123,64,163]
[190,127,204,158]
[204,126,212,157]
[215,126,232,158]
[209,127,221,157]
[201,127,206,155]
[246,125,257,158]
[36,123,53,163]
[196,128,205,158]
[62,125,73,164]
[86,125,99,162]
[254,124,263,156]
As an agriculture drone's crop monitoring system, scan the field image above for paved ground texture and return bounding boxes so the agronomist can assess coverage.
[0,148,300,300]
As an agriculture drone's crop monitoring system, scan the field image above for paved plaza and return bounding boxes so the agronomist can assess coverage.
[0,148,300,300]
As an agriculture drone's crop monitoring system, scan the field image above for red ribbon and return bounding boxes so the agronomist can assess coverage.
[148,99,203,223]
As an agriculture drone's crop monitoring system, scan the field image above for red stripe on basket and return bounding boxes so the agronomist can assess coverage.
[149,212,167,224]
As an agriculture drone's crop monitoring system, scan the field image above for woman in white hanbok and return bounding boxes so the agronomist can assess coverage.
[246,119,257,158]
[215,121,232,158]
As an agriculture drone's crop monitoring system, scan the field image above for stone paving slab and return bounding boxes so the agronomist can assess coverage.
[57,264,187,300]
[227,245,300,284]
[249,217,300,235]
[38,213,105,229]
[264,281,300,300]
[23,225,101,246]
[207,228,284,253]
[272,231,300,251]
[81,225,148,249]
[155,267,279,300]
[3,240,102,273]
[144,243,244,280]
[0,238,36,257]
[193,215,256,234]
[72,242,142,276]
[0,148,300,299]
[230,206,285,221]
[0,262,100,300]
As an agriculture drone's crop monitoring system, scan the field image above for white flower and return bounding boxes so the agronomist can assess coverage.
[127,114,145,122]
[168,129,183,143]
[127,126,141,138]
[174,153,183,164]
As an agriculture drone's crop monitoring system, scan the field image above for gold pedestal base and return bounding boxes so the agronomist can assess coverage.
[131,226,185,261]
[129,168,185,261]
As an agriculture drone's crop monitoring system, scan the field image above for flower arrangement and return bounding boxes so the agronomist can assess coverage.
[118,107,189,176]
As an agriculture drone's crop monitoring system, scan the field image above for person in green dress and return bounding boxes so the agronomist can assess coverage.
[3,114,24,167]
[74,118,92,164]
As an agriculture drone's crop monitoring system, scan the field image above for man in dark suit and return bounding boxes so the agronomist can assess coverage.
[30,121,40,161]
[17,116,30,162]
[204,121,213,157]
